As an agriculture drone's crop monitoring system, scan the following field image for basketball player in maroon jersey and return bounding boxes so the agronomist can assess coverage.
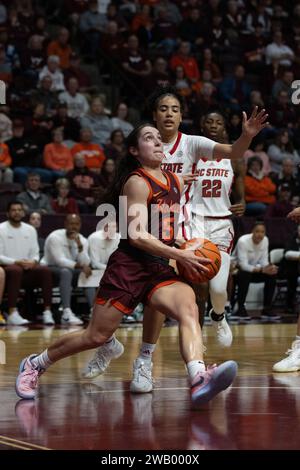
[84,87,268,391]
[15,124,238,408]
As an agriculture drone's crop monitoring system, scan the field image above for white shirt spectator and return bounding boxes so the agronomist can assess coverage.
[265,42,294,67]
[232,233,269,272]
[88,230,120,269]
[42,228,90,269]
[59,90,89,119]
[0,221,39,264]
[39,66,65,92]
[111,117,133,137]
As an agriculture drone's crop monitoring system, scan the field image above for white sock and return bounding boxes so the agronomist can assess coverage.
[138,342,156,363]
[30,349,52,370]
[187,360,205,382]
[105,336,115,345]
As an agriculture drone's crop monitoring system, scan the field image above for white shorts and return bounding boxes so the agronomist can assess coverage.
[188,216,234,254]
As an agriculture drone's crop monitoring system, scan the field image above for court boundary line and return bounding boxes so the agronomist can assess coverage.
[0,434,51,450]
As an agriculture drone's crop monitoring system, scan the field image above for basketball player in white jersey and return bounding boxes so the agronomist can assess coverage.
[190,111,245,346]
[83,86,268,388]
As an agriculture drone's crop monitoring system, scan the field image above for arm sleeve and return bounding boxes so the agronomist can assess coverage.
[189,135,216,162]
[237,239,255,272]
[261,239,269,267]
[77,237,90,266]
[89,238,107,269]
[0,234,15,264]
[28,228,40,262]
[47,237,76,268]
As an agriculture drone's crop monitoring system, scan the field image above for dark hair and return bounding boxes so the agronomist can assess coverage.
[7,200,23,211]
[247,155,263,171]
[253,220,265,229]
[147,85,184,114]
[102,123,156,210]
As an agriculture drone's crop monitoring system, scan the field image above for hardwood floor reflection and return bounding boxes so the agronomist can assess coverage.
[0,323,299,450]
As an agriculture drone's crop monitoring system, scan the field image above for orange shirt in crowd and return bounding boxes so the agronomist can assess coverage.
[47,41,73,69]
[71,142,106,169]
[245,175,276,205]
[43,143,74,171]
[169,55,200,82]
[0,142,12,167]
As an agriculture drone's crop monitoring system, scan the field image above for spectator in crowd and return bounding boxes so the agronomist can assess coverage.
[47,27,73,70]
[104,129,126,161]
[28,211,45,258]
[0,266,5,325]
[7,119,49,184]
[100,20,124,59]
[273,224,300,372]
[20,34,46,87]
[0,201,54,325]
[144,56,170,95]
[268,129,300,175]
[30,75,60,116]
[154,0,182,25]
[43,127,74,180]
[271,68,294,101]
[121,34,152,100]
[39,55,66,92]
[219,64,252,113]
[63,52,92,93]
[79,0,106,59]
[71,127,106,173]
[245,156,276,216]
[16,173,54,215]
[111,102,134,137]
[59,77,89,119]
[169,41,200,85]
[266,183,294,217]
[233,221,278,321]
[0,136,13,183]
[67,153,99,213]
[0,106,12,142]
[265,31,295,68]
[80,97,114,147]
[97,158,116,197]
[52,177,79,214]
[152,6,177,56]
[41,214,94,325]
[243,136,271,176]
[274,157,300,195]
[88,221,120,271]
[269,89,297,129]
[52,102,80,143]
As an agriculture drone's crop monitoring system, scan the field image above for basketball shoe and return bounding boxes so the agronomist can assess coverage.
[191,360,237,408]
[209,309,233,347]
[16,354,44,399]
[82,337,124,379]
[130,358,153,393]
[273,340,300,372]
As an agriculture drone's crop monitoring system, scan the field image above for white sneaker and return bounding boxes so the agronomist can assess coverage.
[209,309,233,347]
[82,337,124,378]
[42,310,55,325]
[273,340,300,372]
[61,308,83,325]
[7,311,29,326]
[130,358,153,393]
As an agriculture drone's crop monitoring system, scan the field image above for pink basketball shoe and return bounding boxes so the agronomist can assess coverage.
[15,355,44,400]
[191,360,237,408]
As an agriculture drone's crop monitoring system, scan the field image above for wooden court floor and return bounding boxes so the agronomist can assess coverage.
[0,321,300,450]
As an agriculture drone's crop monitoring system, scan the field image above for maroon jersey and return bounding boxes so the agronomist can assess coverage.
[121,167,181,247]
[97,168,182,314]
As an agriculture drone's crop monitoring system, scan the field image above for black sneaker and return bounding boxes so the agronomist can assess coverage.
[261,309,281,322]
[237,306,251,322]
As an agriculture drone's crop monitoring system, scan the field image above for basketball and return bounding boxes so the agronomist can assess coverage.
[177,238,221,284]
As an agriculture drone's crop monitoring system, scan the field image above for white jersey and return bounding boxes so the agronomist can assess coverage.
[161,132,216,225]
[192,158,234,217]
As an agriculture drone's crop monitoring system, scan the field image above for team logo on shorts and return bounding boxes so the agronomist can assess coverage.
[176,151,183,159]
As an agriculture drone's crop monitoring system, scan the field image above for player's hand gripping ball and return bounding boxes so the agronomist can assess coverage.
[177,238,221,284]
